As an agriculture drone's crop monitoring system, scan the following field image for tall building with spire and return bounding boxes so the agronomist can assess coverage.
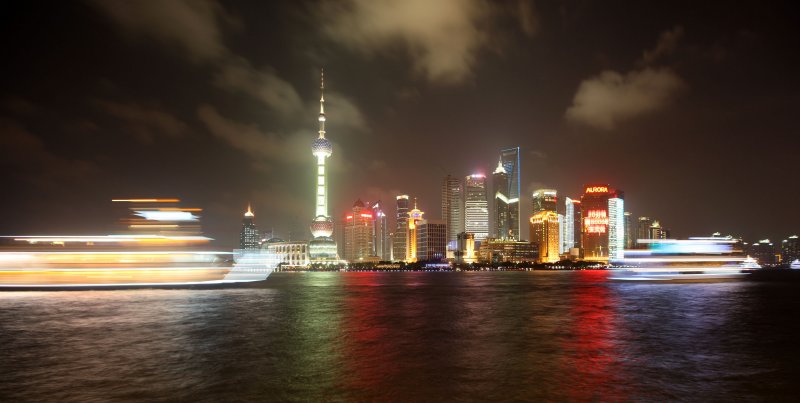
[239,204,260,250]
[308,69,338,261]
[406,199,425,262]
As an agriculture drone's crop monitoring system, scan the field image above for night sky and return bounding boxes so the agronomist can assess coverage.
[1,1,798,248]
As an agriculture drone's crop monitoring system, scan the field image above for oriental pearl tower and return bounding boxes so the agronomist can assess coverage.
[308,69,338,261]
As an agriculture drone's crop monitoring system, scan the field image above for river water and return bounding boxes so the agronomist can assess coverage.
[1,271,798,401]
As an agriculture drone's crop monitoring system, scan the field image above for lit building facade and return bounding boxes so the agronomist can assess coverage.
[309,69,338,261]
[239,204,260,250]
[370,201,390,260]
[405,200,425,262]
[343,199,376,262]
[416,219,447,261]
[456,232,476,263]
[648,221,668,240]
[624,212,634,249]
[781,235,799,264]
[442,175,463,245]
[500,147,521,240]
[608,197,625,260]
[530,210,560,263]
[477,239,538,264]
[262,239,310,268]
[748,239,777,266]
[636,216,654,248]
[393,195,410,262]
[492,159,512,239]
[532,189,558,215]
[580,184,624,262]
[563,197,578,252]
[464,174,489,241]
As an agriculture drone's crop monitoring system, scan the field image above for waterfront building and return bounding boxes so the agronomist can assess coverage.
[442,175,463,246]
[406,200,425,262]
[608,197,625,260]
[580,184,624,262]
[565,197,582,251]
[370,201,390,260]
[564,197,577,252]
[648,221,668,240]
[492,159,511,239]
[500,147,522,240]
[456,232,476,263]
[782,235,799,264]
[308,69,338,262]
[477,239,538,264]
[393,195,410,262]
[636,216,654,248]
[624,212,633,249]
[464,174,489,241]
[239,204,260,250]
[416,219,447,261]
[530,210,560,263]
[262,238,310,268]
[558,213,566,254]
[532,189,558,215]
[748,239,778,266]
[343,199,376,262]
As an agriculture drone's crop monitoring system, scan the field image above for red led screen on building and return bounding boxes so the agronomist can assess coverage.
[584,209,608,233]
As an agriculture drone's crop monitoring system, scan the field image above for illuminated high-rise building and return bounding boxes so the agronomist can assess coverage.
[781,235,799,264]
[532,189,558,214]
[558,213,566,254]
[648,221,668,240]
[636,216,654,248]
[530,210,560,263]
[441,175,463,245]
[564,197,580,252]
[406,200,425,262]
[464,174,489,241]
[343,199,376,262]
[580,184,623,262]
[624,212,633,249]
[416,219,447,261]
[393,195,410,261]
[239,204,260,250]
[370,201,390,260]
[308,69,338,261]
[492,159,511,239]
[500,148,521,239]
[608,197,625,260]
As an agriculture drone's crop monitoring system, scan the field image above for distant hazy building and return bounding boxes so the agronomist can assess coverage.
[456,232,476,263]
[416,219,447,261]
[500,147,522,239]
[608,197,625,260]
[239,205,260,250]
[748,239,777,266]
[343,199,376,262]
[636,217,654,248]
[406,200,425,262]
[781,235,799,264]
[530,210,560,263]
[532,189,558,215]
[393,195,410,262]
[464,174,489,241]
[477,239,538,264]
[648,221,668,240]
[580,184,624,262]
[624,212,633,249]
[442,175,463,245]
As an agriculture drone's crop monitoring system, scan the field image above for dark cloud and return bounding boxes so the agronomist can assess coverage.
[96,100,189,143]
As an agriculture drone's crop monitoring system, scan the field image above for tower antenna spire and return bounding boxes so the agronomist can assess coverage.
[318,68,326,139]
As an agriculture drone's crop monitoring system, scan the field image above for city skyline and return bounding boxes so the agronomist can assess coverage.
[1,1,799,248]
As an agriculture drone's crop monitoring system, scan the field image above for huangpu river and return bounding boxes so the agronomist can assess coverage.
[1,271,799,401]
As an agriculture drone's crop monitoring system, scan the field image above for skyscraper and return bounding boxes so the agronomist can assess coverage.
[580,184,623,262]
[393,195,409,262]
[781,235,799,264]
[416,219,447,261]
[624,212,633,249]
[492,159,510,239]
[464,174,489,241]
[530,210,560,263]
[371,201,390,260]
[239,204,260,250]
[309,69,338,261]
[532,189,558,214]
[406,200,425,262]
[564,197,577,252]
[441,175,463,246]
[343,199,376,262]
[500,147,521,239]
[608,197,625,260]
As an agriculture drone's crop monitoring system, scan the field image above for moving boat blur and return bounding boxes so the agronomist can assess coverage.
[609,237,752,281]
[0,199,273,289]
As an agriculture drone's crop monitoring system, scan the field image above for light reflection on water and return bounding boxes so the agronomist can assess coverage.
[0,271,798,401]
